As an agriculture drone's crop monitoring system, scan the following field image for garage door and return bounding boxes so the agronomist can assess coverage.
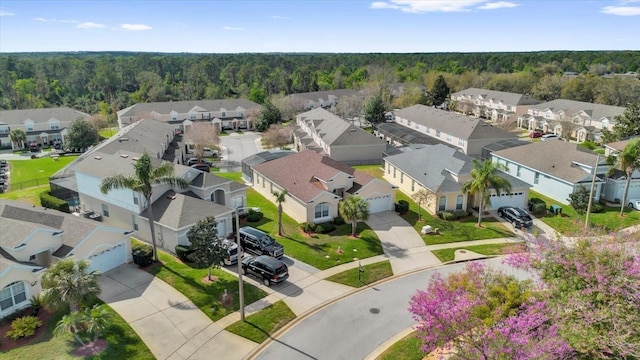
[86,242,127,274]
[367,194,393,213]
[486,192,527,210]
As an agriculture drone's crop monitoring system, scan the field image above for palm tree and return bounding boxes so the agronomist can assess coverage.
[462,159,512,227]
[100,153,189,262]
[272,189,288,236]
[607,138,640,216]
[339,195,370,237]
[41,259,100,313]
[9,129,26,150]
[84,304,113,343]
[55,311,87,345]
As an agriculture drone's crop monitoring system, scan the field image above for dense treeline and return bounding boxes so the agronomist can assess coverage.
[0,51,639,117]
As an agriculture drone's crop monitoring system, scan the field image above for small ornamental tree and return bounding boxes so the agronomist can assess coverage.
[262,124,293,149]
[411,188,434,222]
[339,195,369,237]
[185,122,220,163]
[567,184,590,216]
[363,95,386,128]
[187,216,228,281]
[255,101,282,131]
[67,118,99,150]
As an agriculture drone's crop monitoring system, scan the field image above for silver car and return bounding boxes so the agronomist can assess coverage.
[627,199,640,211]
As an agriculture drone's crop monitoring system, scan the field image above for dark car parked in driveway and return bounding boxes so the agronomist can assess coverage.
[497,206,533,228]
[241,255,289,286]
[238,226,285,258]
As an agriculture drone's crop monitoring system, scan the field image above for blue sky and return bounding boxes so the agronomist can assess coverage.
[1,0,639,53]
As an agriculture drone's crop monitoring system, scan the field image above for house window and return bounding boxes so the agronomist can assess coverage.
[238,111,244,117]
[132,215,139,231]
[171,114,177,121]
[425,127,430,134]
[393,167,396,178]
[534,173,540,185]
[0,282,27,311]
[231,196,244,209]
[50,122,60,130]
[0,126,9,134]
[387,163,391,175]
[26,124,34,132]
[446,135,452,142]
[458,139,465,147]
[221,112,226,117]
[400,173,404,184]
[438,196,447,211]
[517,166,521,177]
[435,130,441,138]
[133,194,139,205]
[411,180,415,192]
[314,202,330,219]
[256,176,260,185]
[456,194,464,210]
[102,203,109,217]
[262,178,265,188]
[189,113,196,120]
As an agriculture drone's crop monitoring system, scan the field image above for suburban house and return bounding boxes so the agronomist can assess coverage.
[604,137,639,156]
[517,99,626,142]
[390,83,427,97]
[116,99,261,132]
[384,144,529,213]
[251,150,396,224]
[286,89,363,112]
[293,108,387,165]
[241,150,296,184]
[50,119,247,252]
[450,88,542,122]
[0,107,91,150]
[0,200,131,319]
[376,104,517,157]
[489,141,640,205]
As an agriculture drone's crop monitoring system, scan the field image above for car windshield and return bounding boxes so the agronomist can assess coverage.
[260,236,275,246]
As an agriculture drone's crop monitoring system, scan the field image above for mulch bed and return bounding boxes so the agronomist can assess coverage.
[73,339,107,357]
[0,308,54,351]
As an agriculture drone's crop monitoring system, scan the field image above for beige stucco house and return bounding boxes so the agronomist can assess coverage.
[0,200,131,319]
[450,88,541,122]
[252,150,396,224]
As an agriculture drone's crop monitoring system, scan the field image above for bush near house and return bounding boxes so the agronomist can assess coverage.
[437,210,470,221]
[6,316,42,340]
[246,209,263,222]
[39,191,70,213]
[528,198,547,215]
[397,200,409,214]
[316,223,336,234]
[174,245,193,262]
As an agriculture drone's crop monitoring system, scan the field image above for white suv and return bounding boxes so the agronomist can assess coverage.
[541,134,560,141]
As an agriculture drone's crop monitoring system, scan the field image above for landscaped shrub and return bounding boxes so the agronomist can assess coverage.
[300,222,316,234]
[397,200,409,214]
[39,191,70,213]
[452,210,470,219]
[528,198,547,215]
[591,203,604,213]
[30,295,42,316]
[132,241,153,266]
[316,223,336,234]
[437,211,456,221]
[579,140,598,150]
[175,245,193,262]
[333,216,345,225]
[6,315,42,340]
[246,209,263,222]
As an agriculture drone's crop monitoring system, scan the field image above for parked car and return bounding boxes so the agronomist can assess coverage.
[627,199,640,210]
[53,140,62,150]
[29,142,40,152]
[241,255,289,286]
[0,159,7,167]
[220,239,243,266]
[238,226,285,258]
[187,158,212,166]
[497,206,533,228]
[541,134,560,141]
[190,163,211,172]
[529,131,543,138]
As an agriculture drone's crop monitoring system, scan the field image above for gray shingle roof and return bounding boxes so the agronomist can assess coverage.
[492,141,602,183]
[117,99,261,118]
[528,99,625,121]
[451,88,542,106]
[140,191,233,230]
[298,108,384,146]
[0,107,91,126]
[289,89,361,103]
[394,105,517,141]
[384,144,473,193]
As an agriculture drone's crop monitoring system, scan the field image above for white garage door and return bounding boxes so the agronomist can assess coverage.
[486,192,527,210]
[367,194,393,213]
[87,242,127,274]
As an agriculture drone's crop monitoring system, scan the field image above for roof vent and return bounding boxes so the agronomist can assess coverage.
[94,156,102,160]
[132,157,139,161]
[349,128,358,133]
[167,194,177,200]
[118,137,129,142]
[120,154,129,158]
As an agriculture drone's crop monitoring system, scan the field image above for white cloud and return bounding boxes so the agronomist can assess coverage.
[34,17,48,22]
[34,17,77,23]
[601,5,640,15]
[478,2,518,10]
[371,0,490,13]
[223,26,244,31]
[0,8,15,16]
[272,15,290,20]
[121,23,152,31]
[77,22,106,29]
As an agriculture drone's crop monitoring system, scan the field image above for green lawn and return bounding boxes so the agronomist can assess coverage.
[395,192,514,245]
[144,242,269,322]
[225,301,296,343]
[2,306,154,359]
[8,156,77,185]
[215,172,244,183]
[353,165,385,179]
[325,260,393,287]
[430,243,526,262]
[98,127,118,138]
[529,190,640,235]
[377,331,423,360]
[0,184,49,204]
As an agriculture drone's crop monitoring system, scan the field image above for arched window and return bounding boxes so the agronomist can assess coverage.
[438,196,447,211]
[314,202,330,219]
[456,194,464,210]
[0,281,27,312]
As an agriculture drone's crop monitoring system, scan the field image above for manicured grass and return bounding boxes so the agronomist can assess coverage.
[377,331,423,360]
[2,306,154,360]
[529,190,640,235]
[325,260,393,287]
[246,188,384,270]
[98,127,118,138]
[215,172,244,183]
[225,301,296,343]
[9,156,77,184]
[395,192,514,245]
[430,243,526,262]
[353,165,385,179]
[143,241,269,322]
[0,184,48,204]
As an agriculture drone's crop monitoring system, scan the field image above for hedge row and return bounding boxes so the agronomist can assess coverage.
[39,191,70,213]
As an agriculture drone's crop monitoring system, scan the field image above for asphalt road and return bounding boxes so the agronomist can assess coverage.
[255,258,530,360]
[219,132,262,171]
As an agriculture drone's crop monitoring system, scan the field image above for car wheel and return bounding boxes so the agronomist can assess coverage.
[241,267,246,275]
[262,278,270,287]
[629,202,634,209]
[220,260,226,267]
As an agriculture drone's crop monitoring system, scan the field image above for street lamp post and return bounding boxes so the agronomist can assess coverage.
[235,207,248,321]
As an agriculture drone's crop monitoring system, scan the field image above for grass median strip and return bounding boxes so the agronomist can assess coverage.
[225,301,296,343]
[376,331,423,360]
[430,243,525,262]
[325,261,393,288]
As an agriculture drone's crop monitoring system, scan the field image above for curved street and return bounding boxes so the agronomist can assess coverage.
[254,258,530,360]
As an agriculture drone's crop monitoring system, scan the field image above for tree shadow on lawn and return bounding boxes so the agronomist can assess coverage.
[243,321,318,360]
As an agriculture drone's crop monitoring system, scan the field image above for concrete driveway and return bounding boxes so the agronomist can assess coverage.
[365,211,441,274]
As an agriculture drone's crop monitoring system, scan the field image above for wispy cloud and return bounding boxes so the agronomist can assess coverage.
[371,0,491,13]
[223,26,244,31]
[0,8,15,16]
[478,1,518,10]
[272,15,290,20]
[34,17,77,23]
[601,5,640,15]
[121,23,152,31]
[77,22,106,29]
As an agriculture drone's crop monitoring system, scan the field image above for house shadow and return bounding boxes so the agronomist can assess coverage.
[242,321,318,360]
